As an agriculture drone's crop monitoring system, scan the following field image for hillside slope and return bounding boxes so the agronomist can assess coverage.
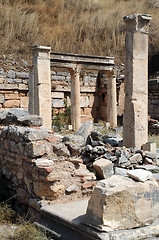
[1,0,159,63]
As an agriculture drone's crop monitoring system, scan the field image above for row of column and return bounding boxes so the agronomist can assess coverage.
[29,14,151,149]
[29,46,117,131]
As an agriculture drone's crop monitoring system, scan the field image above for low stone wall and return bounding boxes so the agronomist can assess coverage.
[0,111,96,210]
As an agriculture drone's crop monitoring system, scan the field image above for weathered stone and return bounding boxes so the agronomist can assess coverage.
[33,182,65,200]
[18,115,43,127]
[115,167,128,176]
[0,108,29,125]
[92,146,107,155]
[127,169,153,182]
[66,184,79,194]
[93,159,114,179]
[15,72,29,79]
[90,130,103,141]
[103,133,123,147]
[63,134,84,156]
[75,120,93,142]
[135,165,159,173]
[34,158,54,167]
[26,141,49,157]
[123,14,152,148]
[129,153,143,164]
[52,142,70,157]
[142,142,156,153]
[83,175,159,231]
[23,128,50,141]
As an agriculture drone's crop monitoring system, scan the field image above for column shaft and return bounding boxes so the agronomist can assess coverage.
[69,67,81,131]
[123,14,152,148]
[107,72,117,127]
[31,46,52,129]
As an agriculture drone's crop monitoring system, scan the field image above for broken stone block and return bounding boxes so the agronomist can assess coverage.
[66,184,79,194]
[142,142,156,153]
[129,153,143,164]
[115,167,127,176]
[127,169,153,182]
[75,120,93,142]
[18,115,43,127]
[52,142,70,157]
[33,182,65,200]
[93,159,114,179]
[83,175,159,231]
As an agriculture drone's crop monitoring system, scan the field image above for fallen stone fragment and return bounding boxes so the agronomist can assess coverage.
[52,142,70,157]
[129,153,143,164]
[0,108,29,125]
[115,167,127,176]
[103,133,123,147]
[93,158,114,179]
[90,130,103,141]
[83,175,159,231]
[75,120,93,142]
[66,184,79,194]
[127,169,153,182]
[18,115,43,127]
[135,164,159,173]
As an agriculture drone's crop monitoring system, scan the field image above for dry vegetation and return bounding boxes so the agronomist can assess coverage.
[1,0,159,62]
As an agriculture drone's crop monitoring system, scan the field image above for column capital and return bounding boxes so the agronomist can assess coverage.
[31,45,51,59]
[68,67,81,76]
[123,14,152,34]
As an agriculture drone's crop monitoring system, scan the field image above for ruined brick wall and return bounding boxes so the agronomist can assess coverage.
[0,123,96,210]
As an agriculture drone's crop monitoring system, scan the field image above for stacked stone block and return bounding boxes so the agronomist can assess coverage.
[0,121,96,208]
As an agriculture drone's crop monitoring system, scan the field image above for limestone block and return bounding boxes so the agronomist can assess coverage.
[15,72,29,79]
[80,96,89,107]
[26,141,49,157]
[75,120,93,142]
[5,93,19,100]
[93,159,114,179]
[52,76,65,81]
[18,84,28,90]
[142,142,156,153]
[51,92,64,99]
[20,97,29,109]
[7,70,15,79]
[83,175,159,231]
[52,99,64,108]
[3,100,20,108]
[52,142,70,157]
[0,94,5,104]
[33,182,65,200]
[127,169,153,182]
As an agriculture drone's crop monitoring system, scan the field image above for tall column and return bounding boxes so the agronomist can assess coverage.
[31,46,52,129]
[69,67,81,131]
[106,71,117,128]
[123,14,152,148]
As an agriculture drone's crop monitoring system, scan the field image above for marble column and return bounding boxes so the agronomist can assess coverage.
[123,14,152,148]
[106,71,117,128]
[69,67,81,131]
[31,46,52,129]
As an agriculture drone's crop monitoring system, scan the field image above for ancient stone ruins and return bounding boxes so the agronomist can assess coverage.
[0,14,159,240]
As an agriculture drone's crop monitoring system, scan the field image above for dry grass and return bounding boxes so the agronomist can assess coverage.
[1,0,159,62]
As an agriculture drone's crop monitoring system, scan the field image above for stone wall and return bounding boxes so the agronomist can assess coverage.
[0,115,96,210]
